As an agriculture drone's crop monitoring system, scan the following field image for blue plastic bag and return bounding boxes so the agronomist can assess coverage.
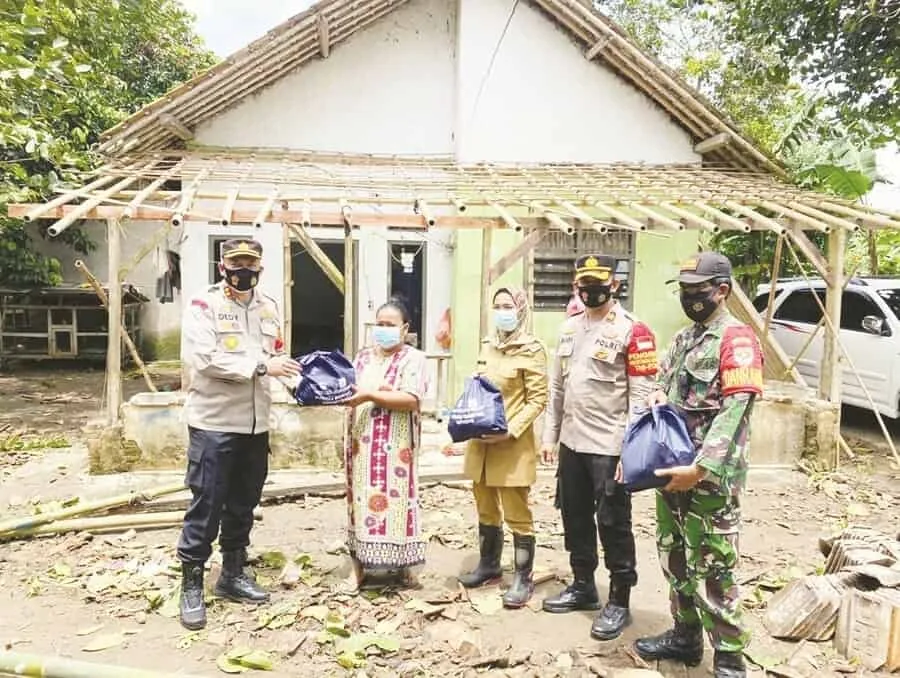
[620,404,696,492]
[293,350,356,406]
[447,376,508,443]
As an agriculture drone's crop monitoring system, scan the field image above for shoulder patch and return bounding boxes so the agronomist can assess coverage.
[626,321,658,377]
[191,298,209,311]
[720,325,764,397]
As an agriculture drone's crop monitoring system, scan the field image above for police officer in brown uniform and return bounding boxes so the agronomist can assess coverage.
[177,239,300,630]
[541,254,659,641]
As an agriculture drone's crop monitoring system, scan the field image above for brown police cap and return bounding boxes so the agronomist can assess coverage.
[574,254,616,283]
[221,238,263,260]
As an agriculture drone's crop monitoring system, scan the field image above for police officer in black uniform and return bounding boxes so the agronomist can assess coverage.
[177,239,300,630]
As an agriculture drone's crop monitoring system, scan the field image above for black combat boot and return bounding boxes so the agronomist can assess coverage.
[714,650,747,678]
[502,534,535,609]
[214,550,270,604]
[590,580,632,640]
[541,572,600,613]
[179,562,207,630]
[458,524,504,588]
[634,623,704,666]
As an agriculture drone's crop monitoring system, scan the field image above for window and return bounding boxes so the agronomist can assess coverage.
[841,290,886,333]
[773,289,825,324]
[209,237,229,285]
[752,289,784,314]
[877,289,900,321]
[532,229,634,311]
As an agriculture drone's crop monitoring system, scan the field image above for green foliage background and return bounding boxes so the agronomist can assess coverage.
[0,0,215,288]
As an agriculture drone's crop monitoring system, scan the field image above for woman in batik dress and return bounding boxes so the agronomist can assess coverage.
[341,300,429,591]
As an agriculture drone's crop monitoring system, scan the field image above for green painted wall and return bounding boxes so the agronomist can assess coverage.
[448,229,701,400]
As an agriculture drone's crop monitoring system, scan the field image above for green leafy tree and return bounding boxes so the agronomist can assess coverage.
[0,0,215,288]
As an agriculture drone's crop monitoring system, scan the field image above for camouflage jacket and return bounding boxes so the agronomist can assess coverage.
[657,308,763,495]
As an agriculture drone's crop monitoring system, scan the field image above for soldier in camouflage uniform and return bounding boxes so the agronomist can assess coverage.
[633,252,762,678]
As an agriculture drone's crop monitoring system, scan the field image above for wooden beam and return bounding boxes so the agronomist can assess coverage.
[343,227,354,356]
[8,204,506,229]
[786,229,829,279]
[317,13,330,58]
[488,228,546,286]
[820,228,846,404]
[584,36,613,60]
[282,225,293,354]
[286,223,344,292]
[157,113,194,141]
[106,219,123,425]
[479,228,494,338]
[693,131,732,154]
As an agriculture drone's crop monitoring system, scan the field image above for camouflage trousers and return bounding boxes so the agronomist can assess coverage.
[656,490,749,653]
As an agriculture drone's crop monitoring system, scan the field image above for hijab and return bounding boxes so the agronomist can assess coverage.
[492,286,531,350]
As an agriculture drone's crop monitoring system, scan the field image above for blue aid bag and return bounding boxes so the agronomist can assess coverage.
[293,350,356,406]
[447,376,508,443]
[620,404,696,492]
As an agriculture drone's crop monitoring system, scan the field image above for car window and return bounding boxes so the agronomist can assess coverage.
[876,289,900,321]
[752,289,784,313]
[773,289,825,324]
[841,290,886,332]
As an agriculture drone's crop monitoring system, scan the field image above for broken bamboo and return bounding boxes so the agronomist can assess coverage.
[0,482,186,537]
[74,260,157,392]
[0,650,208,678]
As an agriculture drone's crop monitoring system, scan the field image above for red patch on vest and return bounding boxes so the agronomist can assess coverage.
[191,298,209,311]
[720,325,764,396]
[626,321,658,377]
[274,337,284,352]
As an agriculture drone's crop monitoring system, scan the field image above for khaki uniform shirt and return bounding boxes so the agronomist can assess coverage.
[463,336,549,487]
[181,282,283,435]
[543,302,659,456]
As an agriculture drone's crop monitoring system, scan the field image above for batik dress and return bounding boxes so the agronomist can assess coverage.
[345,345,429,569]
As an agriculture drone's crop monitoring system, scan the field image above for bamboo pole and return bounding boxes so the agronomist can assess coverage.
[591,202,646,231]
[74,260,156,393]
[451,198,467,213]
[763,233,785,339]
[220,187,239,225]
[0,483,186,537]
[5,509,263,540]
[282,225,293,354]
[253,188,280,228]
[0,650,209,678]
[786,202,861,234]
[106,219,123,425]
[658,202,720,233]
[723,201,786,235]
[23,174,115,222]
[343,226,354,356]
[416,199,436,228]
[287,223,343,292]
[821,229,845,403]
[555,199,604,230]
[339,199,353,229]
[758,199,831,233]
[46,168,149,237]
[693,201,750,232]
[531,203,574,234]
[300,200,312,228]
[123,161,185,220]
[627,202,685,231]
[488,201,523,231]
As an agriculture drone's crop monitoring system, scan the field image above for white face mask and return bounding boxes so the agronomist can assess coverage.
[494,309,518,332]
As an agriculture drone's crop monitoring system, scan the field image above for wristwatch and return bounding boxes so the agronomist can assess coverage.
[255,361,268,377]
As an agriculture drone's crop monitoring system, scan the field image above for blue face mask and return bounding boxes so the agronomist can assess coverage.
[494,309,518,332]
[373,325,402,349]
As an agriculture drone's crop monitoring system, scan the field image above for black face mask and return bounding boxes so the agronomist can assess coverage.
[680,289,719,323]
[223,266,260,292]
[578,284,613,309]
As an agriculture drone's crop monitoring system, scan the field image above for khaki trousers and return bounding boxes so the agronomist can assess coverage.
[473,482,534,536]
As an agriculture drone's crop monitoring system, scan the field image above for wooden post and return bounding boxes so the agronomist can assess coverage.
[343,226,354,356]
[479,227,493,338]
[106,219,123,425]
[282,225,293,354]
[820,228,845,404]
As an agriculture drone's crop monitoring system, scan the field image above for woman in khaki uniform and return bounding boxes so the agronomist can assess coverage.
[458,286,549,608]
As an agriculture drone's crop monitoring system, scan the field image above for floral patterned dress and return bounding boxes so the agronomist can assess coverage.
[345,345,429,569]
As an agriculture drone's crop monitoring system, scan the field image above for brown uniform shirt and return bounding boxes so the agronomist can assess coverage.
[543,302,659,456]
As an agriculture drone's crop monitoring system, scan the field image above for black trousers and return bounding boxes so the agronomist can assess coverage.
[557,444,637,587]
[176,426,269,564]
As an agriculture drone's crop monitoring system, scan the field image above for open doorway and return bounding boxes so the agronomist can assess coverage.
[388,242,425,348]
[290,239,354,356]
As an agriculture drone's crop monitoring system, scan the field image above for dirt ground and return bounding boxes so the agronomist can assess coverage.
[0,366,899,678]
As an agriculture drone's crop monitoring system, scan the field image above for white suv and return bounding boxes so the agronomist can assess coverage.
[753,277,900,418]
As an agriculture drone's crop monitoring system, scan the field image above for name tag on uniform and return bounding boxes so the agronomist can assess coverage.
[592,337,622,364]
[557,333,575,357]
[216,309,243,332]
